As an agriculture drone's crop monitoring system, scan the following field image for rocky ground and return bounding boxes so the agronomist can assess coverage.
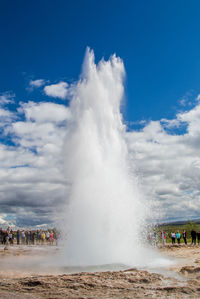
[0,244,200,298]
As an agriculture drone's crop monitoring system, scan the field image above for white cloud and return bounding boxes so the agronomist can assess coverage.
[1,90,200,226]
[126,99,200,221]
[0,108,15,129]
[179,90,193,107]
[161,118,181,129]
[0,101,69,227]
[0,91,15,106]
[18,101,71,123]
[29,79,45,88]
[0,108,13,118]
[44,81,68,99]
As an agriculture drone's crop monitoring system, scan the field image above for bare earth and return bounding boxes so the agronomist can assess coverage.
[0,244,200,298]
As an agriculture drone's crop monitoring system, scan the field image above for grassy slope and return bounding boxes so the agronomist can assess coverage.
[155,221,200,243]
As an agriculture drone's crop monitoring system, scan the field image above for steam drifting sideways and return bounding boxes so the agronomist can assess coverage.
[62,48,150,267]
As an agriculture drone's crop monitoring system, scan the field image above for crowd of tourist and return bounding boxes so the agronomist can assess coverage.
[2,226,200,248]
[160,229,200,246]
[0,227,57,246]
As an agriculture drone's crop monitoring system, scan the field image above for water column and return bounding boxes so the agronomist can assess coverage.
[63,48,146,266]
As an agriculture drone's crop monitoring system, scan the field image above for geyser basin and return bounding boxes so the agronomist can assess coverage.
[0,245,178,278]
[61,48,164,268]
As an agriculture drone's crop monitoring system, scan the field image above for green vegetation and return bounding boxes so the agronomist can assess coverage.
[155,221,200,244]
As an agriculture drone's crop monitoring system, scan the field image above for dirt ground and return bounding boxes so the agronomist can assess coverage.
[0,244,200,298]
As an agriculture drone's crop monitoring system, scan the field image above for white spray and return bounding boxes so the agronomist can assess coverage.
[63,48,149,266]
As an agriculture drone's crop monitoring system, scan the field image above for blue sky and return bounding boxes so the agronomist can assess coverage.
[1,0,200,123]
[1,1,200,227]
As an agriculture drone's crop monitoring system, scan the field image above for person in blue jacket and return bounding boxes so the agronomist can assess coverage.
[176,231,181,244]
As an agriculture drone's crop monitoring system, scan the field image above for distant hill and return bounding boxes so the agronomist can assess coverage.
[157,218,200,226]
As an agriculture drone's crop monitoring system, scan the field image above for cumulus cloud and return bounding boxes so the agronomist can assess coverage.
[18,101,71,123]
[1,90,200,227]
[0,108,13,118]
[126,100,200,221]
[0,101,69,228]
[44,81,68,99]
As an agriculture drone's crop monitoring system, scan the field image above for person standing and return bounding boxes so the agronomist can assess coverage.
[46,231,50,243]
[191,229,197,245]
[30,231,32,245]
[197,231,200,245]
[36,230,40,245]
[176,231,181,244]
[3,230,7,244]
[0,228,3,244]
[28,231,31,245]
[183,230,187,245]
[49,231,55,245]
[4,231,9,249]
[21,230,25,245]
[32,231,35,245]
[8,230,13,245]
[17,230,21,245]
[39,230,43,244]
[171,232,176,244]
[25,231,29,245]
[42,231,46,244]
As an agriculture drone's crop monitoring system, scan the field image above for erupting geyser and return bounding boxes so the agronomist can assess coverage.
[63,48,149,267]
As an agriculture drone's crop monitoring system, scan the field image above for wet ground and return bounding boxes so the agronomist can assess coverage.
[0,244,200,298]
